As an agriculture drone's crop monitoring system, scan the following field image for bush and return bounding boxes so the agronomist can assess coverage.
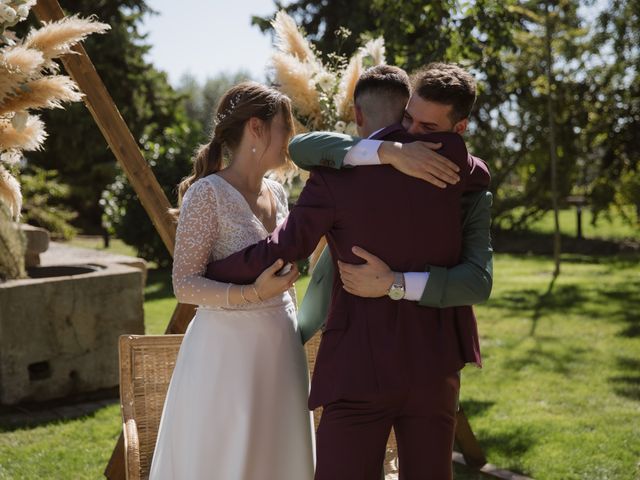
[19,166,78,240]
[101,120,201,266]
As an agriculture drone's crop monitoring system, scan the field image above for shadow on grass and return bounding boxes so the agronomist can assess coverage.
[453,462,489,479]
[610,357,640,401]
[529,273,559,336]
[506,338,588,377]
[0,391,118,432]
[598,281,640,338]
[144,268,174,301]
[560,253,640,270]
[493,229,639,255]
[490,255,640,341]
[478,427,536,474]
[460,399,495,418]
[488,284,585,319]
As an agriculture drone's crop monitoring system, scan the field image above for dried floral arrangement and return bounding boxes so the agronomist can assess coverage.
[269,11,386,136]
[0,2,109,280]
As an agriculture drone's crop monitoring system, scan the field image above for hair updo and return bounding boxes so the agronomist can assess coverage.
[173,81,295,214]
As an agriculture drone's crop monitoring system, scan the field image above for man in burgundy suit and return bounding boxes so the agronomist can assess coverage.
[206,67,489,479]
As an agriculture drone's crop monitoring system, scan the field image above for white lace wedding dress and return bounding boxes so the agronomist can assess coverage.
[149,174,315,480]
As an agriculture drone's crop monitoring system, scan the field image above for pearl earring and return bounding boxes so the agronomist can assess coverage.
[251,147,256,154]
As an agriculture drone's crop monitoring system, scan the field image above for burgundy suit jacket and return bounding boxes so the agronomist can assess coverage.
[206,126,489,409]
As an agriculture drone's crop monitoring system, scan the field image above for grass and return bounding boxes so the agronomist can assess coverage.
[1,250,638,479]
[0,405,121,480]
[460,253,640,480]
[515,206,638,241]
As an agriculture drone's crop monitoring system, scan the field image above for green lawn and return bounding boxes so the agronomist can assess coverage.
[461,253,640,480]
[1,253,638,479]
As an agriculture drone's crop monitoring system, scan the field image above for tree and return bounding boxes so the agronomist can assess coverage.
[177,71,252,133]
[101,116,201,267]
[585,0,640,223]
[17,1,186,233]
[257,1,640,229]
[545,2,561,275]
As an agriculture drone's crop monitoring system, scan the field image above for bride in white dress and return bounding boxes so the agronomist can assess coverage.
[149,82,315,480]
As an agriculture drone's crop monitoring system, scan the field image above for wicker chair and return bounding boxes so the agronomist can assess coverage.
[119,334,184,480]
[119,331,398,479]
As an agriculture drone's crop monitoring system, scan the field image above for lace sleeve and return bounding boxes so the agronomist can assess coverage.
[172,178,231,307]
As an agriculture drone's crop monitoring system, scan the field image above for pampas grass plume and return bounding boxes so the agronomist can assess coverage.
[0,165,22,220]
[0,115,47,151]
[272,52,322,126]
[360,37,386,66]
[24,15,110,61]
[335,52,363,122]
[272,11,316,65]
[0,76,82,115]
[0,45,45,101]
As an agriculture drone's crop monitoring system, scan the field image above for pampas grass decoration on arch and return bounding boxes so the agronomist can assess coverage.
[0,2,109,280]
[269,11,386,135]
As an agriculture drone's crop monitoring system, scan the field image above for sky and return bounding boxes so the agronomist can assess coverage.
[141,0,278,86]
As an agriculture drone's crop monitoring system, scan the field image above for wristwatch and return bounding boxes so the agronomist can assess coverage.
[387,272,405,301]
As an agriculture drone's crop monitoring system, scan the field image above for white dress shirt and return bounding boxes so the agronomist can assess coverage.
[343,129,430,302]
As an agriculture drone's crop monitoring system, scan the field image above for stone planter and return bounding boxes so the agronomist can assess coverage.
[0,262,144,405]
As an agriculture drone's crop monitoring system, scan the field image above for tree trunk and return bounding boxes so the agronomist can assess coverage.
[546,3,561,277]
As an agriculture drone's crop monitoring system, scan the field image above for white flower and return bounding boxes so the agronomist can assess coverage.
[16,4,29,18]
[360,37,386,66]
[314,71,336,92]
[334,121,346,133]
[0,5,17,23]
[11,111,29,131]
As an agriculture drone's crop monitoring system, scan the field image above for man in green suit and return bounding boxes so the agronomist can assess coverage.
[289,63,493,344]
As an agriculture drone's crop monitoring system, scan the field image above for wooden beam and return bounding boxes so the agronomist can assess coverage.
[455,406,488,468]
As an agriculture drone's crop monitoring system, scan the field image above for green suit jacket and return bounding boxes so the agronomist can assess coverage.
[290,132,493,344]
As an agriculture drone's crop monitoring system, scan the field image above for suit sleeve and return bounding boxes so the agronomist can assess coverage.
[465,155,491,192]
[297,246,334,344]
[419,190,493,307]
[205,170,336,284]
[289,132,362,171]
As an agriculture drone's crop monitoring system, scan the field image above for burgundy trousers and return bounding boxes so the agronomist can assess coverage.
[314,372,460,480]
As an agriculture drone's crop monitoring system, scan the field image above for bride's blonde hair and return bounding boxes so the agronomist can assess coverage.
[171,82,295,218]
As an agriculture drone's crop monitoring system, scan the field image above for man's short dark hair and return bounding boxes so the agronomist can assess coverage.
[353,65,411,103]
[411,63,477,122]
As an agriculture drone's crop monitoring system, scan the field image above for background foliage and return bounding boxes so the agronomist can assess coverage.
[254,0,640,229]
[15,0,636,262]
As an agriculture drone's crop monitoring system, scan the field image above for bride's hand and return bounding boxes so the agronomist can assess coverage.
[253,259,300,300]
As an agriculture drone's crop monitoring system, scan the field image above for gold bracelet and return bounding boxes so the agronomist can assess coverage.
[251,284,264,302]
[225,283,232,307]
[240,285,251,304]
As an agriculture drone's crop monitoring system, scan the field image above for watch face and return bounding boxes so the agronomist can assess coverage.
[389,286,404,300]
